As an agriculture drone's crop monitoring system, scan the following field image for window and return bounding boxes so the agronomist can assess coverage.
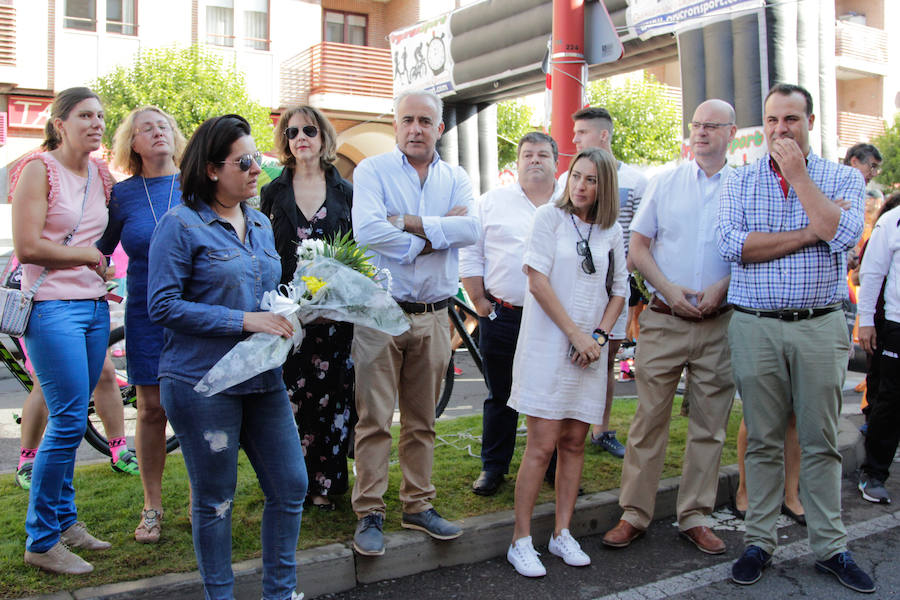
[324,11,366,46]
[106,0,137,35]
[244,0,268,50]
[206,0,234,47]
[64,0,96,31]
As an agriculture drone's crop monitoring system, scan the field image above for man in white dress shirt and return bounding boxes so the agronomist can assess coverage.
[350,89,480,556]
[556,107,648,459]
[460,132,559,496]
[602,99,737,555]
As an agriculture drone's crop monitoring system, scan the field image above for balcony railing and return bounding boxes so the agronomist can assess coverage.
[835,20,888,64]
[837,111,885,147]
[280,42,392,108]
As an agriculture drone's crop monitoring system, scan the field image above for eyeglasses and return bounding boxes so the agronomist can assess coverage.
[576,240,596,275]
[136,122,171,136]
[865,161,882,175]
[216,151,262,172]
[689,121,733,131]
[285,125,318,140]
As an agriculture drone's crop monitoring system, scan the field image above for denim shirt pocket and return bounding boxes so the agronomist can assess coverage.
[207,248,243,289]
[262,247,284,286]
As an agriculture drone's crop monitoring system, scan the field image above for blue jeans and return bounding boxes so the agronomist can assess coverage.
[24,299,109,552]
[160,377,307,600]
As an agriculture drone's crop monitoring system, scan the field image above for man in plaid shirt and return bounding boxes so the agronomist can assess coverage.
[717,83,874,594]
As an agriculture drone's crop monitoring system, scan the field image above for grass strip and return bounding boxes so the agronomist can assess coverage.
[0,397,741,598]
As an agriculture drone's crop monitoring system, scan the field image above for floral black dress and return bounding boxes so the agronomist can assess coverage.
[260,166,354,497]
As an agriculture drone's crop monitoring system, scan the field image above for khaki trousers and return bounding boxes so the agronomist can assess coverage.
[620,308,735,530]
[350,309,451,518]
[729,309,849,560]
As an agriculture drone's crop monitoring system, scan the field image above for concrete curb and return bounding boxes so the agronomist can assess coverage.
[25,416,864,600]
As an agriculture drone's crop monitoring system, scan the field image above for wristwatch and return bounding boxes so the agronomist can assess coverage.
[593,328,609,347]
[392,214,405,231]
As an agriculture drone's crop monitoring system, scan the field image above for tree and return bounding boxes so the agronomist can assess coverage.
[497,99,538,169]
[584,74,681,165]
[92,45,274,152]
[874,115,900,187]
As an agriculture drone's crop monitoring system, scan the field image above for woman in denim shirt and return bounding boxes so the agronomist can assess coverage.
[147,114,307,600]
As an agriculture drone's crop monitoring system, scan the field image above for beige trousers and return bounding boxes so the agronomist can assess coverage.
[619,308,735,530]
[350,309,451,518]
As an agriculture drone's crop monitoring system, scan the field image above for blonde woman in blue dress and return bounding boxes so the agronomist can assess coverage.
[507,148,627,577]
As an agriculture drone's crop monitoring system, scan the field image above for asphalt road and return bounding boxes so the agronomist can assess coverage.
[318,476,900,600]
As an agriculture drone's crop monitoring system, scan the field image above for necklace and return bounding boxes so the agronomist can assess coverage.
[570,214,593,247]
[142,174,177,224]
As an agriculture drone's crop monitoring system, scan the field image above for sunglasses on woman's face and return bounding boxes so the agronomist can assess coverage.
[576,241,596,275]
[217,151,262,172]
[284,125,318,140]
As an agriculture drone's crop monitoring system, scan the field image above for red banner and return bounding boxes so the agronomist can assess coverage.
[8,96,53,129]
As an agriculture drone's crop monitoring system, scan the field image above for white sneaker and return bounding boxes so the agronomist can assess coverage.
[548,528,591,566]
[507,536,546,577]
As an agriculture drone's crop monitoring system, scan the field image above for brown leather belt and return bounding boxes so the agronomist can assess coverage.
[649,297,732,322]
[486,293,522,311]
[396,298,449,314]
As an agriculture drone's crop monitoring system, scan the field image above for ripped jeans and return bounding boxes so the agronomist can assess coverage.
[160,377,307,600]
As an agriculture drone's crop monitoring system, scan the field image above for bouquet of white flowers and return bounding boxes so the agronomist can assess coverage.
[194,233,408,396]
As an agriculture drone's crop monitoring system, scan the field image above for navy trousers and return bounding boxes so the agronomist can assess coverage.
[479,305,522,475]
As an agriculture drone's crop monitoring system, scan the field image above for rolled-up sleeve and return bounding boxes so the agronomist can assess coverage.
[717,172,749,264]
[458,193,486,278]
[351,159,426,264]
[147,212,244,336]
[421,166,480,250]
[826,169,865,253]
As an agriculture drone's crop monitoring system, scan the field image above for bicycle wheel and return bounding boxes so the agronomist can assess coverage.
[435,353,455,418]
[85,326,180,455]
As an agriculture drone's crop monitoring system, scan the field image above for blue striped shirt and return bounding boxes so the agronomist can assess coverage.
[716,151,864,309]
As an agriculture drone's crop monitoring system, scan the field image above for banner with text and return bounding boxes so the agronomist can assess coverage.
[626,0,763,39]
[389,15,455,96]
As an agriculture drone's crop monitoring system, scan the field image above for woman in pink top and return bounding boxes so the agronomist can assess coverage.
[11,87,115,576]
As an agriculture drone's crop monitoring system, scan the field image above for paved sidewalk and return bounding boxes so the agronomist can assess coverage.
[21,404,869,600]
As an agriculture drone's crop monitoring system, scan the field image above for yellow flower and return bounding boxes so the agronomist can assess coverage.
[301,276,327,296]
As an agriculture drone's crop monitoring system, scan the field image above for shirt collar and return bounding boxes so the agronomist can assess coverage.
[393,145,441,168]
[690,158,728,181]
[197,200,263,228]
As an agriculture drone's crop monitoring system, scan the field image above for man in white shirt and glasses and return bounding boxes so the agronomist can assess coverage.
[460,132,559,496]
[602,99,736,556]
[350,89,480,556]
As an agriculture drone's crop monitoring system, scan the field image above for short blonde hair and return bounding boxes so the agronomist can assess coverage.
[273,105,337,171]
[111,106,186,175]
[555,148,618,227]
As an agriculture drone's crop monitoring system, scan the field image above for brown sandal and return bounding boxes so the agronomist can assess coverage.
[134,508,163,544]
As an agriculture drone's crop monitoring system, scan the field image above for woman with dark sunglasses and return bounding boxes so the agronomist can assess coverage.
[260,105,354,512]
[147,114,307,600]
[505,148,627,577]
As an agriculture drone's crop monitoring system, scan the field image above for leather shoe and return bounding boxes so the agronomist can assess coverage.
[679,525,726,555]
[472,471,504,496]
[602,519,645,548]
[781,503,806,526]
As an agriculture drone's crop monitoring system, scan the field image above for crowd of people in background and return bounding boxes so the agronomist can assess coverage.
[8,79,898,599]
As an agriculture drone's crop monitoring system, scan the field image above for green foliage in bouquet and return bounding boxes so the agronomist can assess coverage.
[322,231,376,278]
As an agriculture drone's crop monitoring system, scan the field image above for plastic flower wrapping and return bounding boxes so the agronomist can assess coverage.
[194,234,408,396]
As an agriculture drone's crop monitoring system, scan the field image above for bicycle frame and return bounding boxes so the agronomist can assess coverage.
[448,296,483,375]
[0,336,33,392]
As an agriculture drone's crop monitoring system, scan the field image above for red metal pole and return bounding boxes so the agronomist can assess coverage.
[551,0,585,175]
